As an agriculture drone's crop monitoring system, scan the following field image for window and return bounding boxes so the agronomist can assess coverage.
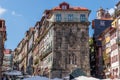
[111,55,118,63]
[100,21,105,26]
[68,53,76,64]
[68,14,73,21]
[80,14,86,22]
[56,14,62,22]
[111,43,117,51]
[62,5,67,9]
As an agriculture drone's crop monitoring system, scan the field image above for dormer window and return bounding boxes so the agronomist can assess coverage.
[59,2,69,10]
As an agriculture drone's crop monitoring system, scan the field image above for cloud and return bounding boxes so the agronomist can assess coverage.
[0,6,6,15]
[108,8,115,15]
[11,11,22,16]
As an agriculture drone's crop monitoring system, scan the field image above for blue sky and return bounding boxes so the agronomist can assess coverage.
[0,0,118,50]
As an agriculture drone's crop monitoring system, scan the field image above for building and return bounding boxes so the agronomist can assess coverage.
[98,16,120,79]
[115,1,120,18]
[14,2,91,78]
[2,49,13,71]
[26,28,34,75]
[37,2,91,78]
[95,1,120,79]
[0,19,7,79]
[32,22,40,75]
[13,29,31,75]
[110,19,118,78]
[106,1,120,78]
[98,26,116,78]
[91,8,113,78]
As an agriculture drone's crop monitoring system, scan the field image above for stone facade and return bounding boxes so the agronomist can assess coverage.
[14,2,91,79]
[51,22,90,78]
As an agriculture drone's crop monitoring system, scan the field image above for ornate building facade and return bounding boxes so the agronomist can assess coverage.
[14,2,91,78]
[38,2,91,78]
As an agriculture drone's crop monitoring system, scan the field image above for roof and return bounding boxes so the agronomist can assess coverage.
[4,49,11,54]
[52,2,89,11]
[97,7,105,12]
[52,7,89,11]
[0,19,5,21]
[98,18,113,20]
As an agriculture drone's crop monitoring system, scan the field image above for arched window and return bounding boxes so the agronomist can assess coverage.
[68,53,76,64]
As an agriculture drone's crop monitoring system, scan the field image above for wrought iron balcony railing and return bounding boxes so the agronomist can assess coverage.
[40,47,52,60]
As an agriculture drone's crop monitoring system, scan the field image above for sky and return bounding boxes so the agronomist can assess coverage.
[0,0,118,50]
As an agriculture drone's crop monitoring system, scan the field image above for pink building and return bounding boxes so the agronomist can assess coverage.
[2,49,13,71]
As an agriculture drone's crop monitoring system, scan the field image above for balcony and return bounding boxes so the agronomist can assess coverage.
[40,47,52,60]
[63,18,90,25]
[64,18,79,22]
[64,18,87,22]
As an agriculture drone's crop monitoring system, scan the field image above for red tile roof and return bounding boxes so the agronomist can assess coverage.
[52,2,89,11]
[4,49,11,54]
[99,17,113,20]
[52,6,88,11]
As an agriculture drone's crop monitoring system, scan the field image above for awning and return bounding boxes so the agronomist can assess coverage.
[3,70,22,76]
